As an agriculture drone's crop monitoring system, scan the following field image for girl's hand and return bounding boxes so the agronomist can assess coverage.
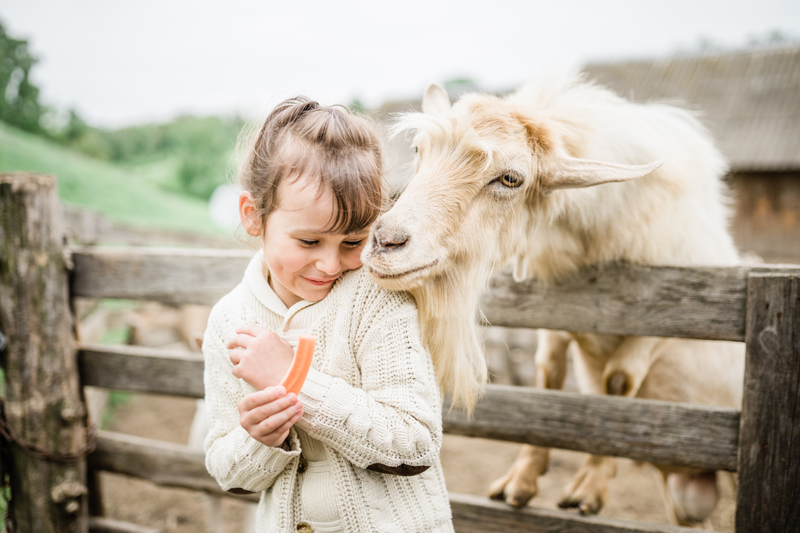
[227,325,295,390]
[238,386,303,448]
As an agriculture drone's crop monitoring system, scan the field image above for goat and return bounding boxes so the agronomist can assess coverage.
[361,77,744,527]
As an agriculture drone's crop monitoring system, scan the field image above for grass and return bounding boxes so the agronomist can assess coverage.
[0,121,226,235]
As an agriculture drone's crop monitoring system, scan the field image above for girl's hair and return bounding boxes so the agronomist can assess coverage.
[238,97,385,234]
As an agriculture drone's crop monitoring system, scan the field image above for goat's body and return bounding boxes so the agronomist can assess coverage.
[364,77,745,526]
[509,81,745,526]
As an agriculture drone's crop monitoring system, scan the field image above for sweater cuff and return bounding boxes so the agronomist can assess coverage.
[296,368,335,427]
[238,425,300,470]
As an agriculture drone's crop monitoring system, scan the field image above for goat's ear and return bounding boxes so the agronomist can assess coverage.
[422,83,451,115]
[544,156,664,191]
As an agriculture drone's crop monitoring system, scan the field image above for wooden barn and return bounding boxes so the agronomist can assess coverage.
[582,45,800,262]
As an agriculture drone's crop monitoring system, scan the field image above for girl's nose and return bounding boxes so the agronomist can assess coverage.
[315,250,340,275]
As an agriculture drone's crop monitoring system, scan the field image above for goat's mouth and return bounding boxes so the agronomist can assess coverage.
[364,259,439,281]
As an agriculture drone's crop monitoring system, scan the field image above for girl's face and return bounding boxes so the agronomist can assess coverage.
[240,174,370,307]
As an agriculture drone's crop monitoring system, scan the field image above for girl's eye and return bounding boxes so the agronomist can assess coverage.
[343,239,365,248]
[497,173,522,188]
[298,239,318,247]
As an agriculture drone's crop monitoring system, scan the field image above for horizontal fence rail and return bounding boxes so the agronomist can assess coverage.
[91,431,695,533]
[79,344,740,471]
[70,246,800,341]
[90,431,258,503]
[449,493,694,533]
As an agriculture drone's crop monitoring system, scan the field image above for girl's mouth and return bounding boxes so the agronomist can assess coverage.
[303,276,338,286]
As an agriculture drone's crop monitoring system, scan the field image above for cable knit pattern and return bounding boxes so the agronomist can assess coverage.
[203,252,453,533]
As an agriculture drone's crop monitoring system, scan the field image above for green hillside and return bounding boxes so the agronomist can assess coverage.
[0,121,225,234]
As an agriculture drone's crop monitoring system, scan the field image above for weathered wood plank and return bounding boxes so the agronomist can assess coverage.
[484,264,752,341]
[449,492,694,533]
[70,247,252,306]
[79,344,204,398]
[1,173,89,533]
[79,346,739,471]
[444,385,740,472]
[88,517,160,533]
[89,431,259,503]
[69,246,800,340]
[736,273,800,532]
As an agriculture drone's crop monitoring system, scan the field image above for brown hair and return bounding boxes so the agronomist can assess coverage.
[238,96,385,234]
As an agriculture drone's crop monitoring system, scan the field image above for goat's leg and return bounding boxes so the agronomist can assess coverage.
[557,454,617,515]
[488,329,570,507]
[556,335,659,516]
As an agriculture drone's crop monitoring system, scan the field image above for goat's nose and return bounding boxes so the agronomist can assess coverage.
[373,224,409,252]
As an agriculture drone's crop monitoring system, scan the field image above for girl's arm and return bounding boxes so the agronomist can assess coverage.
[295,301,442,473]
[202,306,301,492]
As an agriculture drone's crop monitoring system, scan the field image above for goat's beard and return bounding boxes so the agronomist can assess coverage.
[405,255,495,413]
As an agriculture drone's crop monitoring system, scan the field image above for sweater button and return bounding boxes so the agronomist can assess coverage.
[297,456,308,474]
[297,522,313,532]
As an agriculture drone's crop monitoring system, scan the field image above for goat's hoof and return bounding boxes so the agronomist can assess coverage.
[487,471,538,508]
[558,493,603,515]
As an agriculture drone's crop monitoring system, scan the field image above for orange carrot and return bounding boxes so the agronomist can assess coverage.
[279,334,316,395]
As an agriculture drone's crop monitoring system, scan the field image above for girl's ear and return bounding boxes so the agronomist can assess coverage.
[239,192,261,237]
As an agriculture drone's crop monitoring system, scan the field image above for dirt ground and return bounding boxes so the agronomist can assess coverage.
[98,391,735,533]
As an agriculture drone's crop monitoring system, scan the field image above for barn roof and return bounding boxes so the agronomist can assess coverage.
[582,46,800,172]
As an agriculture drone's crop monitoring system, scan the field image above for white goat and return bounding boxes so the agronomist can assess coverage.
[361,78,744,527]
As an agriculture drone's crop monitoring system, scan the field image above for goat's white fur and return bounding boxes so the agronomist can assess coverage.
[362,77,744,525]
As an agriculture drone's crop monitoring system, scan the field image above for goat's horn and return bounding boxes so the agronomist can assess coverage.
[546,157,664,191]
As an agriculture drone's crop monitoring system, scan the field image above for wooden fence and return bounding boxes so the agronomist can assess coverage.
[2,174,799,532]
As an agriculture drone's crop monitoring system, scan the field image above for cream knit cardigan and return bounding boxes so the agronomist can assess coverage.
[203,252,454,533]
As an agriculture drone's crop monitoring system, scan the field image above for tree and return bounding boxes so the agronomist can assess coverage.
[0,20,45,134]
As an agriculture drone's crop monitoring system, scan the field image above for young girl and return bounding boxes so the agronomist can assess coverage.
[202,98,454,533]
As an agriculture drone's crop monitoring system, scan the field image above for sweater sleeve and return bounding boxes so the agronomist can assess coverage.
[202,300,300,492]
[295,297,442,471]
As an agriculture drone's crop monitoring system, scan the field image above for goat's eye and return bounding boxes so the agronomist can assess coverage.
[499,173,522,188]
[414,146,419,154]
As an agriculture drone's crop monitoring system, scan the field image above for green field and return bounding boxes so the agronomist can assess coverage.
[0,121,226,234]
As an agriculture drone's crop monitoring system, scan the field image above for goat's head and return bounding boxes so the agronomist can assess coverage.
[363,83,662,289]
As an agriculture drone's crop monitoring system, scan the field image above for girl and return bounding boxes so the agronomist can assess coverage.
[202,97,454,533]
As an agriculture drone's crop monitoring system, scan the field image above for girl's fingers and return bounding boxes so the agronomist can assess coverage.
[256,402,303,437]
[239,387,289,412]
[240,394,298,425]
[226,334,253,350]
[265,409,303,441]
[253,395,299,421]
[229,348,243,365]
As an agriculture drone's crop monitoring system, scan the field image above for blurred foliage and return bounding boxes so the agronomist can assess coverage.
[101,390,132,429]
[0,121,224,234]
[53,114,243,200]
[348,98,368,114]
[0,19,45,135]
[0,19,243,201]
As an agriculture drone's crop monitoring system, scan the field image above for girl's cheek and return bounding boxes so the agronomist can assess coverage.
[344,248,364,270]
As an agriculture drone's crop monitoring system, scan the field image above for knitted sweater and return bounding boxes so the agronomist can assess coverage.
[203,251,454,533]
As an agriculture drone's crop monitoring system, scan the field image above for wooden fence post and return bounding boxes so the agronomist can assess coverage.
[0,173,89,533]
[736,272,800,532]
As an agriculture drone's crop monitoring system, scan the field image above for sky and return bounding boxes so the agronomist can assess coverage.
[2,0,799,128]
